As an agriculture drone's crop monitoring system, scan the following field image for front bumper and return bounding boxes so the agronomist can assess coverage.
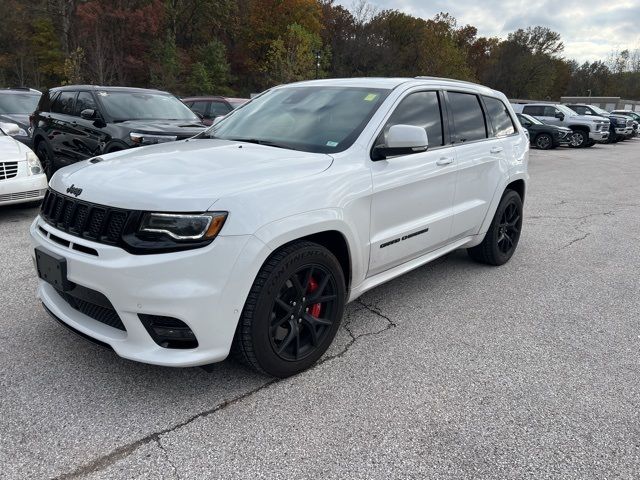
[589,131,609,142]
[0,168,47,206]
[30,217,271,367]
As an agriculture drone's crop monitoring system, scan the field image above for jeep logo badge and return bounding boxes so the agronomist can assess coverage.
[66,184,83,197]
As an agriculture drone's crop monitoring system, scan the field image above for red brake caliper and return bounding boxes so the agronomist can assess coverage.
[307,277,322,318]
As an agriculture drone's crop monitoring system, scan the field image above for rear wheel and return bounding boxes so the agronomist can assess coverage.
[467,190,523,266]
[534,133,553,150]
[568,130,588,148]
[36,141,55,179]
[233,241,346,377]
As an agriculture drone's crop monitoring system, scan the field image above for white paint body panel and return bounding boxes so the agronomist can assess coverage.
[30,77,528,367]
[0,135,47,205]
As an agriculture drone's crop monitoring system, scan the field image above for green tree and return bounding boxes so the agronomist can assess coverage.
[261,23,323,86]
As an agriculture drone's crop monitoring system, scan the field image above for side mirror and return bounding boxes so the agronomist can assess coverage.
[80,109,96,120]
[555,112,565,120]
[523,121,532,128]
[372,124,428,160]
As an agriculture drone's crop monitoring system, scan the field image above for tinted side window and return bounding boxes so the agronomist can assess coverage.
[542,106,557,117]
[381,91,443,147]
[522,105,542,116]
[189,101,208,116]
[448,92,487,142]
[210,101,232,117]
[484,96,516,137]
[51,91,76,115]
[75,92,98,116]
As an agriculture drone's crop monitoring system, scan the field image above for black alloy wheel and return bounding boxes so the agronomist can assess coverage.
[535,133,553,150]
[233,241,346,377]
[269,264,338,362]
[467,189,523,266]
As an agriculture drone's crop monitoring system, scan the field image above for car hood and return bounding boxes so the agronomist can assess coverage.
[572,114,608,123]
[0,114,30,129]
[115,119,205,136]
[50,139,334,211]
[0,134,28,161]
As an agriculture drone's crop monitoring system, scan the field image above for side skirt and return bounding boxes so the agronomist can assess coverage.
[348,236,475,301]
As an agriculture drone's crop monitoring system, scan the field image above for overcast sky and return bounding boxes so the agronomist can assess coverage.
[336,0,640,63]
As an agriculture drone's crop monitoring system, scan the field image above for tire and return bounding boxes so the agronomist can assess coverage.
[534,133,553,150]
[36,141,55,179]
[232,241,346,377]
[568,130,588,148]
[467,189,523,266]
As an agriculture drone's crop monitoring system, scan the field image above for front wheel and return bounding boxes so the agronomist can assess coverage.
[568,130,588,148]
[467,190,523,266]
[534,133,553,150]
[233,241,346,377]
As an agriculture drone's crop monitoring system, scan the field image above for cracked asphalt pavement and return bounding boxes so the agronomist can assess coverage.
[2,140,640,479]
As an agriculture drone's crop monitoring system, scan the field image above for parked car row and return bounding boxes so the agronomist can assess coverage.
[512,101,638,150]
[0,85,249,206]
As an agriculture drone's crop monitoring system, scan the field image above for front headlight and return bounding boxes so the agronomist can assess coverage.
[130,132,178,145]
[26,150,43,175]
[139,212,227,241]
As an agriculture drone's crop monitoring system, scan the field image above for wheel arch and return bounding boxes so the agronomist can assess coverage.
[253,213,362,293]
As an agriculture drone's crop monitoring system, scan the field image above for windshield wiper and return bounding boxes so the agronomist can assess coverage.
[225,137,292,150]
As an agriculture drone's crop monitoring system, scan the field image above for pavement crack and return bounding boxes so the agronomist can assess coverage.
[356,298,398,328]
[51,378,279,480]
[559,232,590,250]
[156,438,180,480]
[51,300,398,479]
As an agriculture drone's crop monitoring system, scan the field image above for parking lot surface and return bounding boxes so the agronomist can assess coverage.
[1,140,640,479]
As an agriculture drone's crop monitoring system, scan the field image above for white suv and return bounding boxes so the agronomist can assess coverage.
[30,78,529,377]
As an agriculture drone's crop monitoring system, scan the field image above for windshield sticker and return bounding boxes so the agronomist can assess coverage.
[97,91,108,96]
[363,93,379,102]
[326,141,339,147]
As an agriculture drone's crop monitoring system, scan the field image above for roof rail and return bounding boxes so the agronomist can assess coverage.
[414,76,481,87]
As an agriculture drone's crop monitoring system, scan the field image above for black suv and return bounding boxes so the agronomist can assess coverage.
[0,87,41,148]
[516,113,572,149]
[32,86,206,177]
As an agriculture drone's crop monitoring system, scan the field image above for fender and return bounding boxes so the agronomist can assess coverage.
[253,209,367,289]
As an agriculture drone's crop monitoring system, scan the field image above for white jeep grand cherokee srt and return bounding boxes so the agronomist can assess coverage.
[30,78,528,377]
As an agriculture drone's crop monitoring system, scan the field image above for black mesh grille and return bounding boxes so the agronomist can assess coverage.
[86,208,106,238]
[60,291,126,331]
[40,189,132,246]
[105,211,126,242]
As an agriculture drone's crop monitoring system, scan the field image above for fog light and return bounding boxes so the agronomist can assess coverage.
[138,314,198,349]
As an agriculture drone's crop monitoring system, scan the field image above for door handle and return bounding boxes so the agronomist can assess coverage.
[436,157,454,166]
[490,146,504,154]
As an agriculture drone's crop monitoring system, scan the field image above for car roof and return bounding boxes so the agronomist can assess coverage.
[0,87,41,95]
[181,96,227,102]
[50,85,172,95]
[280,77,500,95]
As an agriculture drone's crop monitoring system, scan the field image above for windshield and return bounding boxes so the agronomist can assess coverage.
[203,86,390,153]
[556,105,578,117]
[590,105,610,115]
[520,113,543,125]
[0,93,40,114]
[97,91,199,122]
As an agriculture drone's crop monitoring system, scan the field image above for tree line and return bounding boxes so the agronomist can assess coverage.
[1,0,639,100]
